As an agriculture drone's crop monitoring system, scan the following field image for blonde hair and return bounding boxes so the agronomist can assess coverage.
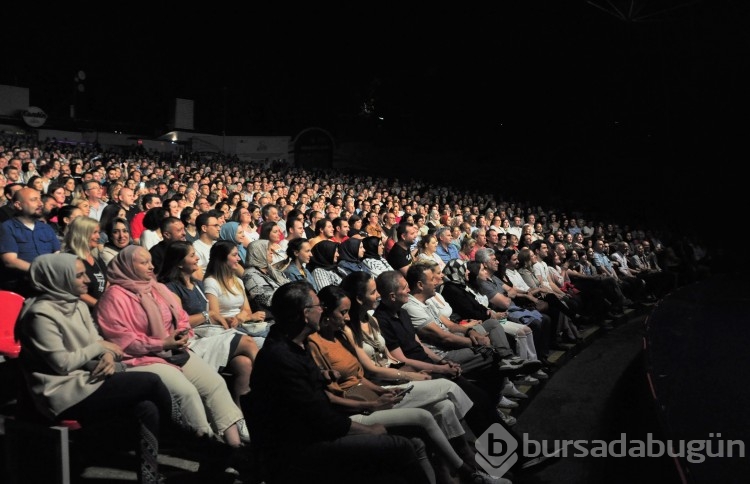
[63,216,99,258]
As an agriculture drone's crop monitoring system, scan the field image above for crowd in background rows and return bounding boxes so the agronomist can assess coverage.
[0,132,713,484]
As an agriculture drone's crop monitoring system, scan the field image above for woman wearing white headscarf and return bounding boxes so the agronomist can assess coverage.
[16,253,172,484]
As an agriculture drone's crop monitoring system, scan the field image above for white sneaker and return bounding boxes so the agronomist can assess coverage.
[497,410,517,426]
[514,375,540,386]
[497,395,519,408]
[502,381,529,399]
[533,369,549,380]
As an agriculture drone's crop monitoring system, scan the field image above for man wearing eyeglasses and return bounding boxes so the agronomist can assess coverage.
[193,213,221,276]
[84,180,108,221]
[243,280,431,484]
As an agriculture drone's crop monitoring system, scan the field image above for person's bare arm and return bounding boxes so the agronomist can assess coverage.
[344,327,430,381]
[206,294,231,328]
[487,291,512,310]
[416,321,474,349]
[388,346,458,377]
[1,253,30,272]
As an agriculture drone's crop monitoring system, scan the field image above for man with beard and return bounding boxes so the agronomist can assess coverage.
[0,187,61,296]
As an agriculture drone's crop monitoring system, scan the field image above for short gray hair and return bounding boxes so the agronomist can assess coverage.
[474,248,494,265]
[434,227,450,239]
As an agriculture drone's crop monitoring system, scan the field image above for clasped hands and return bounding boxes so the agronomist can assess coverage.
[468,330,491,348]
[90,341,125,383]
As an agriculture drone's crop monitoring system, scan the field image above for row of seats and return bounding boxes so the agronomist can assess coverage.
[1,290,85,484]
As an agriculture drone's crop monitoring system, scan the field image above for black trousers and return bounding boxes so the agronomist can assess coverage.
[58,371,172,484]
[261,433,431,484]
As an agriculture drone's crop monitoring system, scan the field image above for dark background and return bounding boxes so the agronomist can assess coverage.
[2,2,746,236]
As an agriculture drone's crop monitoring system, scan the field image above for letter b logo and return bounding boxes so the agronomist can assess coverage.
[475,423,519,478]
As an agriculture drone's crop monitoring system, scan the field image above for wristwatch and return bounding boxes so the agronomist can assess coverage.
[202,311,210,324]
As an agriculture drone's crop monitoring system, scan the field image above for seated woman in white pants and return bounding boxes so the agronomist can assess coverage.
[310,285,503,484]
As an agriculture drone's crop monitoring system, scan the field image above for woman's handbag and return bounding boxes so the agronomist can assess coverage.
[161,348,190,367]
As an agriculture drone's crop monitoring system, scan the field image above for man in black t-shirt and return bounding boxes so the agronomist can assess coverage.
[243,281,430,484]
[386,222,417,275]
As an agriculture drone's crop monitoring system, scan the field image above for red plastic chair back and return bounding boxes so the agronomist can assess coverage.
[0,290,24,358]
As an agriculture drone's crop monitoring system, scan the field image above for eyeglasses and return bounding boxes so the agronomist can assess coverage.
[305,304,323,309]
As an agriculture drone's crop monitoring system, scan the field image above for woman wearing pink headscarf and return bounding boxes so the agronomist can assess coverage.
[97,245,244,448]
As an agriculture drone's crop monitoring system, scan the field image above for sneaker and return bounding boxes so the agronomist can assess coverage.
[499,358,542,376]
[498,410,517,426]
[514,375,540,386]
[470,469,513,483]
[497,395,519,408]
[502,381,529,399]
[236,418,251,443]
[533,369,549,380]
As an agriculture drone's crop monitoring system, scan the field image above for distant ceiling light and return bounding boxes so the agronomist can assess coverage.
[378,117,384,121]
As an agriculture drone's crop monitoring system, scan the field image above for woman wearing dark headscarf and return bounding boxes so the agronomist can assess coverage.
[336,237,372,277]
[97,245,244,448]
[16,253,173,484]
[361,235,394,278]
[307,240,342,290]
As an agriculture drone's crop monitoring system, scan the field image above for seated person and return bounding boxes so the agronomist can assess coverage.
[97,245,245,448]
[362,235,396,278]
[243,280,432,484]
[16,253,173,484]
[310,284,506,484]
[158,241,258,432]
[307,240,343,290]
[243,239,289,321]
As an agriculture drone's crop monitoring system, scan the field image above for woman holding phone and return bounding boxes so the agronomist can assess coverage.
[309,285,504,484]
[96,245,245,448]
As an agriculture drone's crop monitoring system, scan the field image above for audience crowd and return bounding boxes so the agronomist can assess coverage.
[0,133,713,484]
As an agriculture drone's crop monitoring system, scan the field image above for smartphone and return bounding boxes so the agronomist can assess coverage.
[176,328,190,338]
[395,385,414,397]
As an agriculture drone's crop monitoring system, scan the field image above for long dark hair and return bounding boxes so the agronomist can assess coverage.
[466,260,483,292]
[157,241,193,285]
[259,220,279,240]
[103,217,131,251]
[205,240,242,295]
[339,271,375,347]
[317,285,359,356]
[99,203,126,235]
[286,237,308,260]
[56,204,81,234]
